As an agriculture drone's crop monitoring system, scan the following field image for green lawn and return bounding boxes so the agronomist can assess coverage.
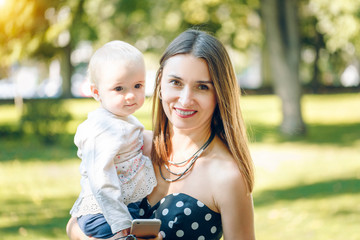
[0,93,359,239]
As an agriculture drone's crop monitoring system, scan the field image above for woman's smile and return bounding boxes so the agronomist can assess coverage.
[174,107,197,118]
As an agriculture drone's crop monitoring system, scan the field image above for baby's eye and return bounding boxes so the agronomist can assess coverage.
[114,86,123,91]
[134,84,143,89]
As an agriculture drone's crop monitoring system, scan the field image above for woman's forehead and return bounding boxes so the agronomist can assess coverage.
[162,54,211,81]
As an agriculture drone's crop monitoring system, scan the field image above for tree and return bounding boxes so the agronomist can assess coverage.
[0,0,60,77]
[0,0,97,98]
[260,0,306,136]
[299,0,360,89]
[6,0,359,137]
[41,0,97,98]
[299,8,325,93]
[0,0,61,109]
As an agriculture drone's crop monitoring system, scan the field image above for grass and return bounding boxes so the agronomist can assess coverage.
[0,93,359,239]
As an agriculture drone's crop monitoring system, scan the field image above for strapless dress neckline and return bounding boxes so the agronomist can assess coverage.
[128,193,223,240]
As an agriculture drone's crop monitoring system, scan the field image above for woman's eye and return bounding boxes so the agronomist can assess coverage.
[114,86,123,91]
[198,84,209,90]
[169,80,181,86]
[134,84,143,89]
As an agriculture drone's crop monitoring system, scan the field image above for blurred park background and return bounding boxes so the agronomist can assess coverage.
[0,0,359,239]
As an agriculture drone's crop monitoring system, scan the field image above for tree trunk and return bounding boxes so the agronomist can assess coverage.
[260,0,306,136]
[59,0,85,99]
[310,30,322,93]
[60,43,73,98]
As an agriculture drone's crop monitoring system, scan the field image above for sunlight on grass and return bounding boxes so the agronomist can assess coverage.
[243,94,360,240]
[253,143,360,240]
[0,93,359,239]
[255,193,360,240]
[241,94,282,125]
[0,103,21,124]
[303,93,360,124]
[252,144,360,189]
[240,93,360,240]
[0,159,81,239]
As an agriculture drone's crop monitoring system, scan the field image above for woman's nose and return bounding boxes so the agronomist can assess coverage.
[178,87,193,106]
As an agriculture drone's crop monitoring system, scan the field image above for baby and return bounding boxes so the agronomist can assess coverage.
[69,41,157,238]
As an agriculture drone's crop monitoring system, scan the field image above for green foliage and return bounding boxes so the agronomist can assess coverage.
[0,0,262,67]
[306,0,360,54]
[0,0,62,72]
[20,99,72,144]
[1,0,360,91]
[0,124,23,139]
[299,0,360,87]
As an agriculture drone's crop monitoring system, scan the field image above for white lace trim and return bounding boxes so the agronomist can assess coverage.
[71,195,102,217]
[71,159,157,217]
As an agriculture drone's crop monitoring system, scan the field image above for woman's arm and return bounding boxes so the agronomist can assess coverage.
[215,165,255,240]
[66,217,129,240]
[142,130,153,158]
[66,217,163,240]
[66,217,89,240]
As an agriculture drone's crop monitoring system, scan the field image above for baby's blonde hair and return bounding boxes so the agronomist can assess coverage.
[88,40,144,85]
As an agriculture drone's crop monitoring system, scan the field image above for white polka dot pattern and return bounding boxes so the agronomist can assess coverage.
[191,222,199,230]
[139,208,145,216]
[162,208,169,216]
[184,208,192,215]
[176,230,184,237]
[127,193,222,239]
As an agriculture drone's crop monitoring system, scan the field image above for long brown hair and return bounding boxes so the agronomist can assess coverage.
[151,29,254,193]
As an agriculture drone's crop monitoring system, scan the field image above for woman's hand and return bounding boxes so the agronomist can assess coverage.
[66,217,132,240]
[102,228,130,240]
[67,216,88,240]
[136,233,163,240]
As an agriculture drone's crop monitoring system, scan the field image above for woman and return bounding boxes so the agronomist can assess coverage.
[67,29,255,240]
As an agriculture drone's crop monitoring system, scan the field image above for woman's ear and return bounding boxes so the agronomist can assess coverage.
[90,84,100,101]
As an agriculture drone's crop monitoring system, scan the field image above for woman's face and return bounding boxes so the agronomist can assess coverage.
[160,54,217,132]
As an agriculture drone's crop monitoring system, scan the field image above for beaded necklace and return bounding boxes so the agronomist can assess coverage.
[159,132,215,182]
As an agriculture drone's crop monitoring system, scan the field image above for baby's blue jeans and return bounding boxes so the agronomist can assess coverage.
[77,213,115,239]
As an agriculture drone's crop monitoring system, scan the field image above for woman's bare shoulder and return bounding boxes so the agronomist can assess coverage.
[206,138,248,196]
[206,137,239,173]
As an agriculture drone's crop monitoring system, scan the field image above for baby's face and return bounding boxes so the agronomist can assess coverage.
[94,60,146,117]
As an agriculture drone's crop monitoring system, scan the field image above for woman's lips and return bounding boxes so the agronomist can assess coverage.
[174,108,197,118]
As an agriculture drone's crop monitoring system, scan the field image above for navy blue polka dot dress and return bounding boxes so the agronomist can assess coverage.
[128,193,223,240]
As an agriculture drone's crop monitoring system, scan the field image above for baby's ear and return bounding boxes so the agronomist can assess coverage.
[90,84,100,101]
